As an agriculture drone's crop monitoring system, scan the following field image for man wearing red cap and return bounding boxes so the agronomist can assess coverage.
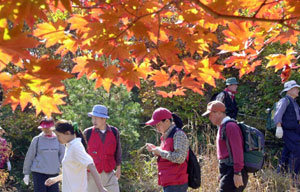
[202,101,248,192]
[145,107,189,192]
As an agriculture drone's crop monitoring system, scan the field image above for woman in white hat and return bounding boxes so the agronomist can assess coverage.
[273,80,300,178]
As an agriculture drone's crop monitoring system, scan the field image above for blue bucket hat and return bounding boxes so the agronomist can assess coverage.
[225,77,238,86]
[88,105,110,119]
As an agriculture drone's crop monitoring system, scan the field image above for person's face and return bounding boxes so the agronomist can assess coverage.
[92,116,106,129]
[41,128,52,135]
[54,131,72,144]
[209,111,222,126]
[227,84,238,92]
[155,119,171,134]
[288,87,299,98]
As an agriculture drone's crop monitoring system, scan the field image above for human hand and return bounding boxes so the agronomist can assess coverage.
[146,143,156,152]
[99,187,108,192]
[6,161,11,171]
[151,147,162,156]
[45,177,57,186]
[275,126,283,138]
[233,174,243,188]
[23,175,30,185]
[115,166,121,179]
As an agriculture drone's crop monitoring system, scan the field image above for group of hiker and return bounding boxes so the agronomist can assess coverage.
[0,77,299,192]
[22,105,121,192]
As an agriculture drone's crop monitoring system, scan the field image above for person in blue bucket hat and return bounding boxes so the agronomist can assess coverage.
[84,105,122,192]
[214,77,239,119]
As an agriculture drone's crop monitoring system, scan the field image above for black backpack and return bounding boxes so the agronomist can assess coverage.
[168,127,201,189]
[187,147,201,189]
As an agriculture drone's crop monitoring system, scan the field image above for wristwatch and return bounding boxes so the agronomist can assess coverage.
[234,171,242,176]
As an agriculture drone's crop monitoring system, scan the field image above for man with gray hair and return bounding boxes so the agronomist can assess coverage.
[274,80,300,177]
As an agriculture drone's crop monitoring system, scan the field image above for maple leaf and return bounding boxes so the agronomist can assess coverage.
[95,65,119,92]
[157,42,181,65]
[31,90,66,117]
[118,60,152,91]
[218,21,254,53]
[53,0,80,12]
[149,70,170,87]
[24,59,73,91]
[0,72,17,91]
[0,26,39,69]
[0,0,49,27]
[72,56,103,79]
[157,88,186,98]
[180,77,204,95]
[33,21,67,48]
[266,48,296,71]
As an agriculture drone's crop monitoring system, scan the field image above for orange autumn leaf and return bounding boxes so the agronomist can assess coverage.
[31,90,66,117]
[266,48,296,71]
[33,20,68,47]
[218,21,254,53]
[0,0,300,117]
[119,60,152,91]
[157,88,186,98]
[149,70,170,87]
[0,26,38,69]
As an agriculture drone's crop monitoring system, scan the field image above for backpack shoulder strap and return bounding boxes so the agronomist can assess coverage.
[35,136,40,158]
[167,127,181,139]
[221,120,237,140]
[85,128,93,142]
[284,96,291,106]
[221,119,238,164]
[110,126,118,139]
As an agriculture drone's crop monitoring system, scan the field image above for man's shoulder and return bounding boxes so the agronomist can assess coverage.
[83,127,93,135]
[107,125,119,132]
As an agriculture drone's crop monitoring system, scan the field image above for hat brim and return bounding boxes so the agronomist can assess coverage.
[226,82,238,86]
[38,125,54,129]
[88,112,109,119]
[201,110,211,116]
[145,119,160,126]
[280,85,300,95]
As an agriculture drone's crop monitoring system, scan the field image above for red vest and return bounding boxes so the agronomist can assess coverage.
[87,128,117,173]
[157,129,189,187]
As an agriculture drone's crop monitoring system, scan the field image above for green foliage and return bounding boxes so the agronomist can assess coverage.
[120,149,161,192]
[0,106,39,191]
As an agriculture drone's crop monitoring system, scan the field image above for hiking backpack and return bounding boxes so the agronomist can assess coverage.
[222,120,265,173]
[210,91,225,102]
[266,97,290,133]
[168,127,201,189]
[187,147,201,189]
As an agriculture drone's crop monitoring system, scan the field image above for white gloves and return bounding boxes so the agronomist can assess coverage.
[275,126,283,138]
[6,161,11,171]
[23,175,30,185]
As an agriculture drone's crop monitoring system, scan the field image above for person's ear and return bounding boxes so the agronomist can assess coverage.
[65,131,72,135]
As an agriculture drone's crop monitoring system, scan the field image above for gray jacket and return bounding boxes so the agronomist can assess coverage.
[23,132,65,175]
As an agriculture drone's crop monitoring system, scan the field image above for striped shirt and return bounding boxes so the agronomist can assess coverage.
[160,125,189,164]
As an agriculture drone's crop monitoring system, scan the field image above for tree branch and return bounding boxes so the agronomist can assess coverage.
[191,0,300,31]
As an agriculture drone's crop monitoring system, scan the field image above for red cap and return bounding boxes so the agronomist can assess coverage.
[38,120,54,129]
[146,107,172,126]
[202,100,226,116]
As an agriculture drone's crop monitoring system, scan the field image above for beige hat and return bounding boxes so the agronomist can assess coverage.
[280,80,300,95]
